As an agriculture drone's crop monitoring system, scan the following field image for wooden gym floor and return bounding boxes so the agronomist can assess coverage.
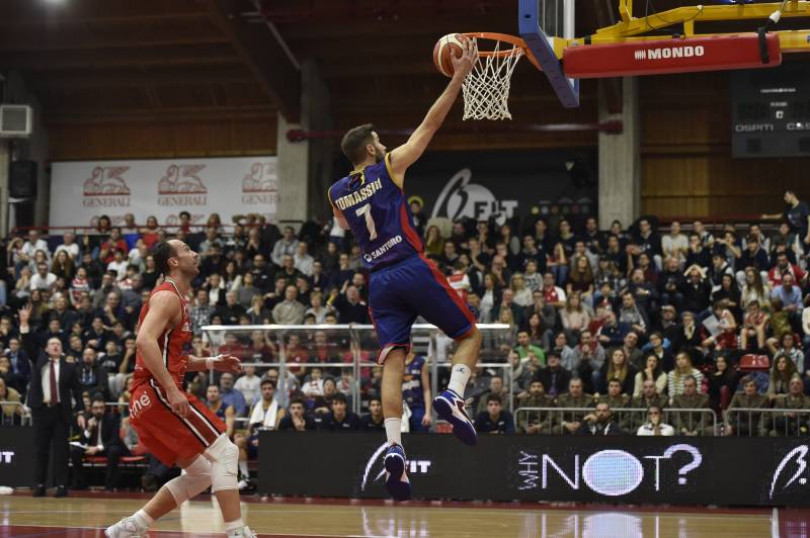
[1,492,806,538]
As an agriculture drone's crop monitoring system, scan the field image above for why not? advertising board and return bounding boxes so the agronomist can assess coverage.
[259,432,810,506]
[50,157,278,228]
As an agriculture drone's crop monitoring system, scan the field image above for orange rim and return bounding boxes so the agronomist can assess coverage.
[462,32,528,58]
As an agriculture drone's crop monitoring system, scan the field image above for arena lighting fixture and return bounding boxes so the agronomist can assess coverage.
[43,0,66,4]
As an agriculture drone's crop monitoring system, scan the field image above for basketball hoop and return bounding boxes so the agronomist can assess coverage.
[461,32,528,121]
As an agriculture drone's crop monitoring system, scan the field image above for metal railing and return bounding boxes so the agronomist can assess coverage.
[725,407,810,437]
[201,323,512,418]
[514,407,718,435]
[0,401,31,426]
[435,362,515,413]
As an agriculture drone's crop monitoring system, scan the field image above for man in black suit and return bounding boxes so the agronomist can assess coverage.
[5,337,31,396]
[19,304,86,498]
[575,402,625,436]
[534,352,572,398]
[69,396,127,491]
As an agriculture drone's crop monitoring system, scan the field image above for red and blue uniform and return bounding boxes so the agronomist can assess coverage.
[328,154,475,364]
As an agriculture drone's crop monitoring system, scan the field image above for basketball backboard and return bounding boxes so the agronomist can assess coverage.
[518,0,579,108]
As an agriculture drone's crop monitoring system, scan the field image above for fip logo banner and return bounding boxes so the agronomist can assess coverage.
[405,150,597,224]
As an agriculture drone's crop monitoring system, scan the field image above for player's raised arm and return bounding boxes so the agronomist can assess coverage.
[388,38,477,182]
[135,290,189,417]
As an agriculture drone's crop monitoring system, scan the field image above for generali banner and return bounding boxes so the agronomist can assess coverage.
[50,157,278,228]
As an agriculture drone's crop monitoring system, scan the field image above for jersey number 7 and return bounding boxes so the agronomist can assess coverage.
[355,203,378,240]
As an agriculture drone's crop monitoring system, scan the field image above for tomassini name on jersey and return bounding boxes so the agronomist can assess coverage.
[333,178,383,211]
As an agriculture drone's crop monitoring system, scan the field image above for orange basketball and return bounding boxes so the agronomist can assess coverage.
[433,33,468,78]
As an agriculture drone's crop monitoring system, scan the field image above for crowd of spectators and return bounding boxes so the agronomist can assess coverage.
[5,192,810,488]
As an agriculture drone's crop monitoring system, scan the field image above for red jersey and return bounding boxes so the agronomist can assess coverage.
[132,280,192,391]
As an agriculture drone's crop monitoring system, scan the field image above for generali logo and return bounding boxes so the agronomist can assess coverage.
[82,166,131,208]
[158,164,207,207]
[242,161,278,206]
[634,45,705,61]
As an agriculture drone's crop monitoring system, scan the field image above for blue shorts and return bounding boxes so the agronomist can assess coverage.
[369,255,475,364]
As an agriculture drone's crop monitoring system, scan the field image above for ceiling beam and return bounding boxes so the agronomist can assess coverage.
[273,16,516,41]
[26,66,254,91]
[0,23,229,52]
[45,105,277,125]
[206,0,301,121]
[260,0,513,24]
[0,12,210,28]
[321,61,443,78]
[331,92,596,111]
[286,37,434,61]
[0,44,240,72]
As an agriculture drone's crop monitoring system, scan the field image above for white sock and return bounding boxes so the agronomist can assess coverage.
[225,519,245,533]
[133,510,154,528]
[448,364,471,397]
[384,417,402,445]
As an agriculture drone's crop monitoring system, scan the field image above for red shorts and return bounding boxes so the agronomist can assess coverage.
[130,380,225,466]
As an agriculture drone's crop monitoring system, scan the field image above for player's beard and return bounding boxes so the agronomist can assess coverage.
[374,146,384,164]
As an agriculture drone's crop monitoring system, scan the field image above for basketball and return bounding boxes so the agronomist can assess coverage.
[433,33,469,77]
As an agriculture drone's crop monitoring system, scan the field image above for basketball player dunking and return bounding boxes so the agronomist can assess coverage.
[105,240,255,538]
[328,38,480,500]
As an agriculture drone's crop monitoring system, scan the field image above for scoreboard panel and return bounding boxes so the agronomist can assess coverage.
[732,64,810,158]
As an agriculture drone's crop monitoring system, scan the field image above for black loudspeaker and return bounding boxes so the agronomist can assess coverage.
[9,160,37,198]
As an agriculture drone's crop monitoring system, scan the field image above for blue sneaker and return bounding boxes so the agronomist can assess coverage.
[384,443,411,501]
[433,389,478,446]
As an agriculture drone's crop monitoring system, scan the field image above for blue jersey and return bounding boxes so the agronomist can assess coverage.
[402,355,426,409]
[328,154,422,271]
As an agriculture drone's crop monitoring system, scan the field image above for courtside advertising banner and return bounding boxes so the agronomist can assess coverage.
[259,432,810,506]
[50,157,278,228]
[0,427,35,487]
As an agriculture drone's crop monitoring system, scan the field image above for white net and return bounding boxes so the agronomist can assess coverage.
[462,40,523,121]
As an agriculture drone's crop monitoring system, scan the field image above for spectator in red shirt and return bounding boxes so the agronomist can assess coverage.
[285,333,310,379]
[542,272,566,309]
[768,250,806,289]
[139,215,160,249]
[100,228,128,264]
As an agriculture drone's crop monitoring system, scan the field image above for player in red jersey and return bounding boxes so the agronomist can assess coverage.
[105,240,256,538]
